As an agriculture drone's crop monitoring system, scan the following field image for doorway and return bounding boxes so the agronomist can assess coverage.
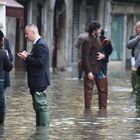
[111,15,124,60]
[52,0,66,71]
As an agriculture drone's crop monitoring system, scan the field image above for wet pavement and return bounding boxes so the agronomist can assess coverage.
[0,69,140,140]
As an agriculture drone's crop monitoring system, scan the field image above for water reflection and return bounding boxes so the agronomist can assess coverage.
[97,109,107,118]
[28,127,49,140]
[0,125,5,140]
[1,70,140,139]
[76,109,108,140]
[136,92,140,111]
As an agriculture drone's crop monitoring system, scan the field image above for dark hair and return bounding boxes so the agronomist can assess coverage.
[137,66,140,76]
[0,30,4,39]
[100,28,105,36]
[87,21,101,34]
[0,30,4,49]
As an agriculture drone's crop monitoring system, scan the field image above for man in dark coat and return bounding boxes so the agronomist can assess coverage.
[82,21,108,109]
[0,30,13,124]
[17,24,50,127]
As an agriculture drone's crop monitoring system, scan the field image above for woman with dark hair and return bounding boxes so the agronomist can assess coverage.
[0,30,13,124]
[82,21,108,109]
[100,28,113,75]
[2,32,13,118]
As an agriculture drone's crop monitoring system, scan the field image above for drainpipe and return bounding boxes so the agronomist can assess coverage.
[0,1,6,35]
[103,0,110,37]
[103,0,106,28]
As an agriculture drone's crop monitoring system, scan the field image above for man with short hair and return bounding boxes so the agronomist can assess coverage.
[82,21,108,109]
[127,21,140,94]
[17,24,50,126]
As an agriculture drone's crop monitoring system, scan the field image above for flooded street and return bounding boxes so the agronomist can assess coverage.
[0,69,140,140]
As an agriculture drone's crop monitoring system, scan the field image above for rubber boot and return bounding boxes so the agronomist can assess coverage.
[84,76,94,109]
[36,111,40,126]
[0,113,5,125]
[36,111,50,127]
[96,77,108,109]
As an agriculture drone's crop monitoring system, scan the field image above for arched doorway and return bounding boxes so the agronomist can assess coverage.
[52,0,66,71]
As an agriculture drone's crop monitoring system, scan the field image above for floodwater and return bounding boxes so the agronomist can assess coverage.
[0,69,140,140]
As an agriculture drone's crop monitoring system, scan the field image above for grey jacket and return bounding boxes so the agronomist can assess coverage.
[127,35,140,68]
[75,32,88,60]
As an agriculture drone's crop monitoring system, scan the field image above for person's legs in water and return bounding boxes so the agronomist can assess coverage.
[3,88,8,113]
[78,60,84,80]
[131,71,137,93]
[94,71,108,109]
[135,72,140,109]
[31,90,50,127]
[84,75,94,109]
[0,83,5,125]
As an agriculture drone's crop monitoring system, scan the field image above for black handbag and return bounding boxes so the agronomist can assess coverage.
[137,66,140,76]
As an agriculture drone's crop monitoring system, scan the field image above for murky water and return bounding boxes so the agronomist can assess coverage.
[0,69,140,140]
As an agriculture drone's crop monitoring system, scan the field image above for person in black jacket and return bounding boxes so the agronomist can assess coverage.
[17,24,50,127]
[100,29,113,76]
[0,30,14,116]
[0,30,13,124]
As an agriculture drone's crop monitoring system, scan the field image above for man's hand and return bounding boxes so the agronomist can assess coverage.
[17,51,28,60]
[138,34,140,39]
[131,67,137,71]
[88,72,94,80]
[97,52,105,60]
[102,39,110,45]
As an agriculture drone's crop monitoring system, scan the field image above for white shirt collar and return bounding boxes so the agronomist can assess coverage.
[34,36,41,44]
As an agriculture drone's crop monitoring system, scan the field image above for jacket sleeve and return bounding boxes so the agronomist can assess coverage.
[82,39,92,73]
[25,44,49,67]
[75,37,83,49]
[127,36,139,49]
[5,38,13,62]
[107,41,113,55]
[3,51,13,72]
[134,51,140,68]
[102,40,113,56]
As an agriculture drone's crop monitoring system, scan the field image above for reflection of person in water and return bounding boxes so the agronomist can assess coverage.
[30,127,49,140]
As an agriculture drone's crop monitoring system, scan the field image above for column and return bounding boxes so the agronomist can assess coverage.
[0,0,6,34]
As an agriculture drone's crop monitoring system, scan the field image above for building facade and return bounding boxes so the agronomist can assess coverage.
[2,0,140,74]
[109,0,140,72]
[17,0,102,73]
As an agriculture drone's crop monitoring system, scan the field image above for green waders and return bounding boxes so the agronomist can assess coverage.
[32,91,50,127]
[135,72,140,109]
